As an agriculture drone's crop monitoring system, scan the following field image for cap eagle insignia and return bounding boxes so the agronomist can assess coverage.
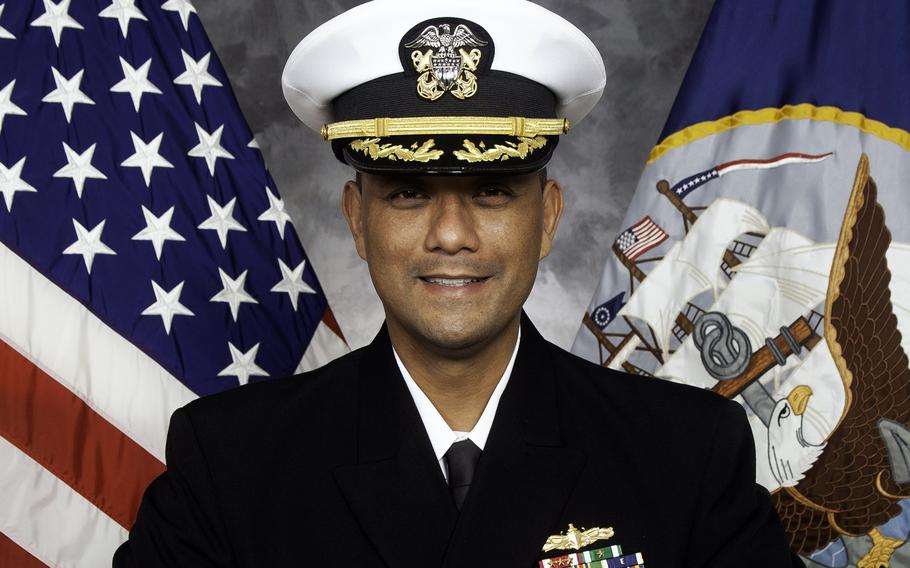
[404,23,488,101]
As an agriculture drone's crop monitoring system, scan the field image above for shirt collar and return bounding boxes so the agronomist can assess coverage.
[394,329,521,462]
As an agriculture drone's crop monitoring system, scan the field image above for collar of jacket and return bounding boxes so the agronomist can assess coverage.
[333,312,587,567]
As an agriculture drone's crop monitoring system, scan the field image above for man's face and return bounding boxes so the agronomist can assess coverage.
[341,171,563,353]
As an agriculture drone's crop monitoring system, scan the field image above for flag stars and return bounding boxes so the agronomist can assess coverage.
[53,142,107,198]
[161,0,197,31]
[258,186,293,239]
[0,158,37,211]
[142,280,194,334]
[174,50,222,104]
[42,67,95,123]
[271,258,316,310]
[98,0,146,38]
[188,123,234,175]
[210,268,258,322]
[198,195,246,248]
[0,80,26,134]
[131,205,185,260]
[30,0,83,47]
[62,219,116,274]
[218,342,268,386]
[121,132,174,187]
[111,57,161,112]
[0,4,15,40]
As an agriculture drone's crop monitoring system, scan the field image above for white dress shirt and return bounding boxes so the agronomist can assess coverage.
[394,330,521,482]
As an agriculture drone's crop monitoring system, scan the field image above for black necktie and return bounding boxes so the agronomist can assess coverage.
[444,439,481,511]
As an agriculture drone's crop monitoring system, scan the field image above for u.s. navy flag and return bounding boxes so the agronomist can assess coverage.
[0,1,347,565]
[574,2,910,566]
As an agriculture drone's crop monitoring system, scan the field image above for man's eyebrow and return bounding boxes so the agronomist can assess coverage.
[377,175,423,187]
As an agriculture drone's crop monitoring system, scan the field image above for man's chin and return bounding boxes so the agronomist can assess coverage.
[403,312,517,355]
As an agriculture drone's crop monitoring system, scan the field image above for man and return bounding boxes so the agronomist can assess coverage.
[115,0,803,566]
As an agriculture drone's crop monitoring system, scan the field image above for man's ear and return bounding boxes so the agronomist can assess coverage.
[341,179,367,261]
[539,178,564,260]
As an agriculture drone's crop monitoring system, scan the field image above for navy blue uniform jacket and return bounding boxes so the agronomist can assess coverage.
[114,316,802,567]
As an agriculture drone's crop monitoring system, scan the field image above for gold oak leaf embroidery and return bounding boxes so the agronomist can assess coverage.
[348,138,443,162]
[453,136,548,163]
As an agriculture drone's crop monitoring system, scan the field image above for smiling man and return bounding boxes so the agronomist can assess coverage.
[115,1,802,567]
[342,170,561,435]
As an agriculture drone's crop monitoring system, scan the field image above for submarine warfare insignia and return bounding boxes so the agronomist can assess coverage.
[542,523,615,552]
[404,22,488,101]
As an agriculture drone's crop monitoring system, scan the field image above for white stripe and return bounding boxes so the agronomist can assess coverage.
[296,319,350,373]
[0,435,128,568]
[0,241,196,462]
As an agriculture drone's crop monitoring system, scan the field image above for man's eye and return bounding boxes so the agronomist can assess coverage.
[389,189,427,200]
[475,187,512,199]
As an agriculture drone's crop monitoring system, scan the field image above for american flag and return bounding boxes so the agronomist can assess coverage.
[0,1,348,565]
[614,216,668,261]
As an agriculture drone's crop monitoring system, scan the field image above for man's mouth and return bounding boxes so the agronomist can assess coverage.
[419,276,490,287]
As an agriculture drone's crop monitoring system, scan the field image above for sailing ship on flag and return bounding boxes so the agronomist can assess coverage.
[575,2,910,564]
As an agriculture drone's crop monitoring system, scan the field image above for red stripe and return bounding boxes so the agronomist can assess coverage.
[322,307,346,342]
[0,338,166,530]
[0,531,47,568]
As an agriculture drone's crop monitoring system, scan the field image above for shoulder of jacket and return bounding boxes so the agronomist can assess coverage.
[547,342,737,422]
[179,346,365,426]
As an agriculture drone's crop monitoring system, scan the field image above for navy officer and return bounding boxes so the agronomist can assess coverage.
[115,1,802,566]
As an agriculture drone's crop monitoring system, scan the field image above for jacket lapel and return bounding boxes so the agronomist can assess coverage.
[333,326,457,567]
[443,315,587,567]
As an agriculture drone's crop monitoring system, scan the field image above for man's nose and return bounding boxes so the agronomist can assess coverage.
[424,193,480,254]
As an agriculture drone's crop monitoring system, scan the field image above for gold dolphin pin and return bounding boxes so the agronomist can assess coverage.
[542,523,615,552]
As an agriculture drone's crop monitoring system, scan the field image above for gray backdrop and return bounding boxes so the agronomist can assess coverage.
[196,0,714,350]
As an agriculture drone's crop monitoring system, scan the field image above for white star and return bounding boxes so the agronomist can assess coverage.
[0,5,16,40]
[173,50,222,104]
[41,67,95,123]
[141,280,194,335]
[62,219,116,274]
[257,186,292,239]
[30,0,83,47]
[53,142,107,198]
[98,0,146,37]
[161,0,196,31]
[131,205,185,260]
[247,137,260,150]
[198,195,246,248]
[121,131,174,187]
[218,342,268,386]
[188,122,234,175]
[0,158,37,211]
[0,80,26,134]
[210,268,258,322]
[270,258,316,310]
[110,57,161,112]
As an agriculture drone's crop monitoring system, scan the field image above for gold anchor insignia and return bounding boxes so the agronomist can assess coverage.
[542,523,615,552]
